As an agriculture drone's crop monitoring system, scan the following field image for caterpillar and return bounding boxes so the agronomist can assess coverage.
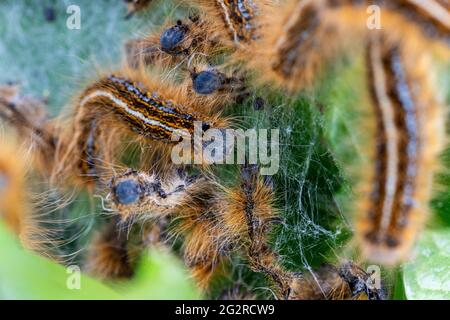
[101,168,229,288]
[243,0,449,91]
[125,15,229,69]
[356,32,445,265]
[86,215,135,279]
[215,164,292,298]
[125,18,247,104]
[55,68,226,188]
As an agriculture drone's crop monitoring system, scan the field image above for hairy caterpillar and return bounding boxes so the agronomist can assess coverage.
[355,32,446,265]
[98,168,230,288]
[125,17,223,70]
[86,216,135,279]
[244,0,449,91]
[214,164,292,298]
[55,67,226,188]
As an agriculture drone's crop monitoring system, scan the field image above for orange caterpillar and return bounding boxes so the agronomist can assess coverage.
[86,216,135,279]
[54,67,227,188]
[107,168,202,219]
[215,164,292,298]
[242,0,449,90]
[355,32,446,265]
[93,165,384,298]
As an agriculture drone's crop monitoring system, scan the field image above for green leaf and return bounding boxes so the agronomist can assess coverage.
[0,221,120,299]
[0,220,200,299]
[118,249,201,300]
[403,229,450,300]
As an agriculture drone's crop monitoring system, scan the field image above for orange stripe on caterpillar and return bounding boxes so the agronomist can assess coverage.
[357,32,446,265]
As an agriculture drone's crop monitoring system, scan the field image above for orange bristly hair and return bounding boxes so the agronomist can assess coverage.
[216,164,293,298]
[0,138,46,253]
[187,0,273,47]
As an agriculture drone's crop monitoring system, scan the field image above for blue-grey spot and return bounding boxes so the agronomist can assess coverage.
[192,71,223,95]
[115,180,141,205]
[160,24,187,53]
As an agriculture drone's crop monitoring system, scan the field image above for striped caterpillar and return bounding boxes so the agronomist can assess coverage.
[356,32,445,265]
[235,0,450,90]
[54,67,226,188]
